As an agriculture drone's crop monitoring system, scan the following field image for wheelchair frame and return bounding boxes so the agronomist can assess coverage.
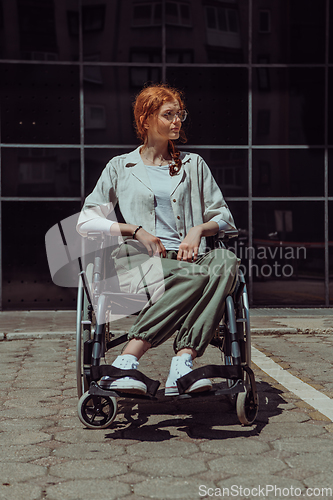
[76,231,259,429]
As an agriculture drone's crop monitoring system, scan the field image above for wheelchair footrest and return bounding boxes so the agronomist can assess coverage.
[90,365,160,397]
[176,364,243,395]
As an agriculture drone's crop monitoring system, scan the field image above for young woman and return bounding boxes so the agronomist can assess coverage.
[77,83,238,396]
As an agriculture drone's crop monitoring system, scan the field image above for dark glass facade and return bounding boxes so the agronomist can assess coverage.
[0,0,332,309]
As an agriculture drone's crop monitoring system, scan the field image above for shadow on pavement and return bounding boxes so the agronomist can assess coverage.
[103,381,284,441]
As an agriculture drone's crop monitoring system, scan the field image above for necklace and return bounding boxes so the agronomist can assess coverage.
[142,153,171,167]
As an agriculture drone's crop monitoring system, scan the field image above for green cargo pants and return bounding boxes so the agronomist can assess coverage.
[112,240,239,357]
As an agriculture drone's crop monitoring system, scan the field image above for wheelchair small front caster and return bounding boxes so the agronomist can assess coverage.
[236,389,258,426]
[78,391,117,429]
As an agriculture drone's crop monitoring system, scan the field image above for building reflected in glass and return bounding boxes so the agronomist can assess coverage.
[0,0,332,309]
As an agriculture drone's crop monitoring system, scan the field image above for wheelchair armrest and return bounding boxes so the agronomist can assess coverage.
[87,231,105,241]
[217,228,239,242]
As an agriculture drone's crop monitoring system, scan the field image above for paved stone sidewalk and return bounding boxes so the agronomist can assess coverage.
[1,329,333,500]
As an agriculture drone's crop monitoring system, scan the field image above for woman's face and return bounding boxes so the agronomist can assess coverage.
[146,100,182,142]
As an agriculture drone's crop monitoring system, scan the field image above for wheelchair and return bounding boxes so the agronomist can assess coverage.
[75,230,259,429]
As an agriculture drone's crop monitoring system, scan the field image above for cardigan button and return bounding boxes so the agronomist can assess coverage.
[173,199,176,202]
[179,232,183,236]
[177,216,180,220]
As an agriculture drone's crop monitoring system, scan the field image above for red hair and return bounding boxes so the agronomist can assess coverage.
[133,83,187,176]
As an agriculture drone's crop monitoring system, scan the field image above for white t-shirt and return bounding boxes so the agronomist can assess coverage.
[144,164,181,251]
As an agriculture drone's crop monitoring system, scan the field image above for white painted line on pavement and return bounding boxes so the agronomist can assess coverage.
[251,346,333,422]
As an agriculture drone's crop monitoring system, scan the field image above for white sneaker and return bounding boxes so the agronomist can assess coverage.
[100,354,147,395]
[165,353,212,396]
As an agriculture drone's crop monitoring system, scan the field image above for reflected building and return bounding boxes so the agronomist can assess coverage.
[0,0,332,309]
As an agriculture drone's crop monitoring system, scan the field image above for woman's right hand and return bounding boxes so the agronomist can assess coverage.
[134,227,166,257]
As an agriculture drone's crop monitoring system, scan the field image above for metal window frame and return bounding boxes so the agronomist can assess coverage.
[0,0,331,309]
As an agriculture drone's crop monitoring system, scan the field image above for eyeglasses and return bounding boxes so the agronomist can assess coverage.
[161,110,188,122]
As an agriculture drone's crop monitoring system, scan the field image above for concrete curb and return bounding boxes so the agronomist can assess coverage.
[3,327,332,341]
[1,331,76,341]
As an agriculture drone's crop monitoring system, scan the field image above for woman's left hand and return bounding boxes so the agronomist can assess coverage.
[177,226,202,262]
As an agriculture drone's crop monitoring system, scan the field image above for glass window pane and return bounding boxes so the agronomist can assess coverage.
[166,2,247,63]
[329,150,333,197]
[0,64,80,144]
[206,7,216,29]
[217,8,227,31]
[328,69,333,146]
[221,199,249,263]
[83,0,162,62]
[252,201,325,306]
[198,148,248,197]
[227,9,238,33]
[166,2,178,24]
[0,0,79,61]
[253,0,326,64]
[2,201,80,310]
[180,4,191,25]
[253,149,324,197]
[83,67,161,146]
[253,68,325,146]
[1,148,80,197]
[227,200,248,237]
[84,148,130,196]
[329,202,333,305]
[166,68,248,145]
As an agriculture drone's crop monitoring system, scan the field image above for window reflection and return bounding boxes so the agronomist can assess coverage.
[166,1,247,63]
[2,201,80,310]
[329,202,333,305]
[253,68,325,145]
[0,64,80,144]
[2,148,80,197]
[84,148,129,195]
[199,149,248,197]
[253,149,324,197]
[252,201,325,306]
[167,67,248,145]
[132,2,161,27]
[252,0,326,64]
[329,151,333,197]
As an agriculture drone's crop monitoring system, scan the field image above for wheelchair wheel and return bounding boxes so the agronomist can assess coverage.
[76,263,94,399]
[78,391,117,429]
[236,388,258,425]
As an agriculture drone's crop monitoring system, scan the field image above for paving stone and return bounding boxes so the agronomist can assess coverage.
[0,463,47,483]
[45,479,130,500]
[4,397,62,409]
[304,472,333,491]
[128,439,199,457]
[49,459,125,480]
[188,423,256,440]
[54,428,111,444]
[0,444,49,463]
[258,422,326,440]
[0,407,58,419]
[0,484,42,500]
[199,436,270,455]
[53,442,126,460]
[0,419,54,432]
[272,436,333,454]
[131,456,207,478]
[6,389,63,399]
[209,455,287,476]
[285,451,333,474]
[0,430,51,446]
[51,417,79,430]
[134,478,216,499]
[215,475,305,500]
